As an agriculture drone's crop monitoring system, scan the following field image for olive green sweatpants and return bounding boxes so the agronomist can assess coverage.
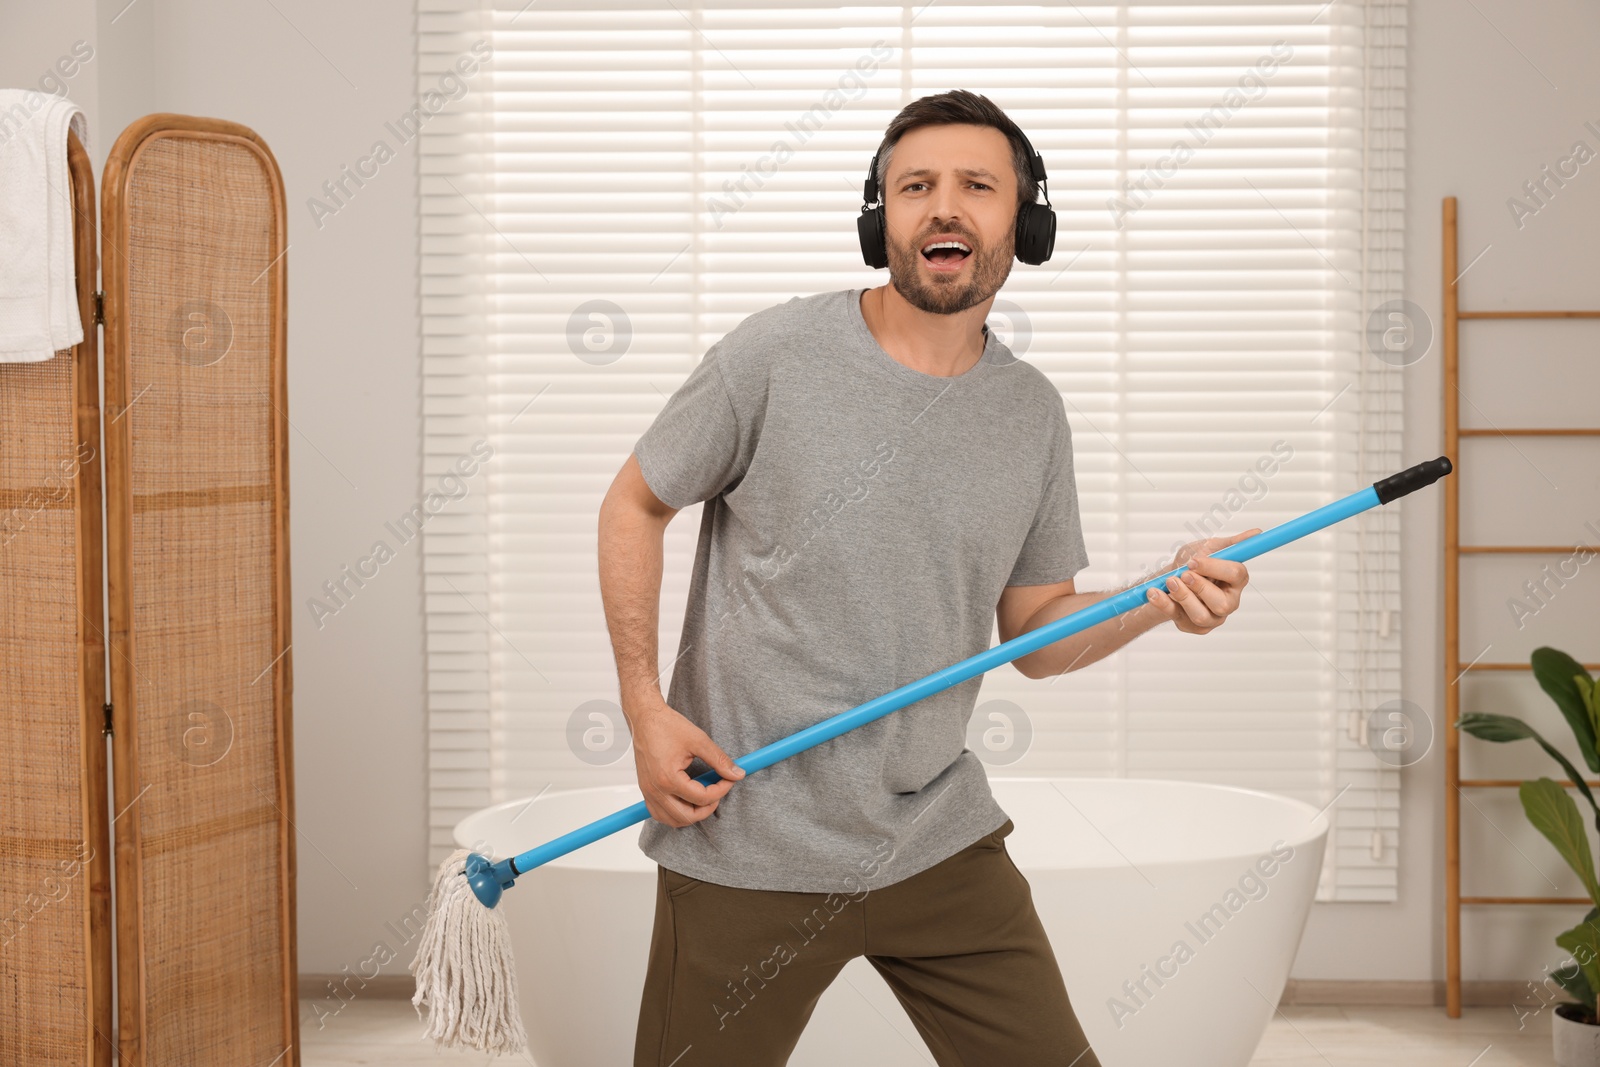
[634,818,1102,1066]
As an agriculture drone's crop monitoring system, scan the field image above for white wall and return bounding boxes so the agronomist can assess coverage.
[4,0,1599,998]
[0,2,99,136]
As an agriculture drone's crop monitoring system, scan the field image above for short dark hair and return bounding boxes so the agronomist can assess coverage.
[873,89,1038,215]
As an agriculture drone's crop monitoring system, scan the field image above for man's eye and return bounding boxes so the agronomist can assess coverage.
[904,182,991,191]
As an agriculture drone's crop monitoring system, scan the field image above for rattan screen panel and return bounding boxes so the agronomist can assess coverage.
[0,131,112,1067]
[102,116,296,1067]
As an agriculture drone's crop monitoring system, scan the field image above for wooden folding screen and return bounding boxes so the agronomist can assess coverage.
[0,129,113,1067]
[1,114,296,1065]
[100,114,298,1066]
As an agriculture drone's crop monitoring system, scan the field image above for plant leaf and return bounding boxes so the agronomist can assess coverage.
[1553,958,1597,1010]
[1459,713,1600,817]
[1460,712,1541,743]
[1532,647,1600,774]
[1578,673,1599,743]
[1521,778,1600,906]
[1556,917,1600,1014]
[1554,908,1600,1013]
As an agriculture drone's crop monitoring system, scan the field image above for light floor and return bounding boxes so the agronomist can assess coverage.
[298,998,1563,1066]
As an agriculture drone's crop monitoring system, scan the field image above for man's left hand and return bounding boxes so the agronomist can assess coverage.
[1146,529,1260,635]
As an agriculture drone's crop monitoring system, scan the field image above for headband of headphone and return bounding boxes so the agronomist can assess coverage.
[856,125,1057,269]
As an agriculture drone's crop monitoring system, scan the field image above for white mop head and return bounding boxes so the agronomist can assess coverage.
[410,848,529,1054]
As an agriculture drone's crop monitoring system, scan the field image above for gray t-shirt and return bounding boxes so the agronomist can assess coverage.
[631,287,1089,892]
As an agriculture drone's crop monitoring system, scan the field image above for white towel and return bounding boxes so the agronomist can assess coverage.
[0,90,88,363]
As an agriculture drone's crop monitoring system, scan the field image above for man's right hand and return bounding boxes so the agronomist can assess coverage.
[627,696,746,827]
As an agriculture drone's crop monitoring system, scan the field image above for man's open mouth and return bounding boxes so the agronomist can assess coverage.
[921,239,972,266]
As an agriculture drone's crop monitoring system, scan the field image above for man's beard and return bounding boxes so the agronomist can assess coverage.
[884,223,1014,316]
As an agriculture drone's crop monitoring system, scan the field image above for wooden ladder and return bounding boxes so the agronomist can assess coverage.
[1442,194,1600,1017]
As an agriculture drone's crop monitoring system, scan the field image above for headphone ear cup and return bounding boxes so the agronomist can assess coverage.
[1014,203,1057,266]
[857,207,888,269]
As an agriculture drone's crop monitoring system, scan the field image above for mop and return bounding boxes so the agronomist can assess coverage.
[410,456,1454,1053]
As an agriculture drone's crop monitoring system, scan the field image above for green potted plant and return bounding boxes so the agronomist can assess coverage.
[1458,646,1600,1066]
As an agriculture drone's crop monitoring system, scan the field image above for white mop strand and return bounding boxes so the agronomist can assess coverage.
[410,848,530,1054]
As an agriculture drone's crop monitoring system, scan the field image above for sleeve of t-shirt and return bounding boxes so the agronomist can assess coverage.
[632,339,750,510]
[1006,401,1090,586]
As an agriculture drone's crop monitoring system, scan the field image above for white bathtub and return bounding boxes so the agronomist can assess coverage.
[455,776,1328,1067]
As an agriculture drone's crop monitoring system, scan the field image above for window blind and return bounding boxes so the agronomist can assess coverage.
[417,0,1408,901]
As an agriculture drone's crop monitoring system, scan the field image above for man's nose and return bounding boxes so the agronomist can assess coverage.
[925,181,967,230]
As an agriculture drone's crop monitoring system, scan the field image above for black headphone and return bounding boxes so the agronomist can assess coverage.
[856,126,1057,269]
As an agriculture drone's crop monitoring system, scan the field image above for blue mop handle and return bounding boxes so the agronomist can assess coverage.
[467,457,1451,907]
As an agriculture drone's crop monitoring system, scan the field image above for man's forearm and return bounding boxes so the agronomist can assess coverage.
[1014,585,1170,679]
[597,495,671,721]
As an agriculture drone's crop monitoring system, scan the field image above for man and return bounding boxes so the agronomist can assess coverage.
[599,89,1256,1067]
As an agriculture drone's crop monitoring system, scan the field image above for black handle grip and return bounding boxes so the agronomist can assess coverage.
[1373,456,1453,504]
